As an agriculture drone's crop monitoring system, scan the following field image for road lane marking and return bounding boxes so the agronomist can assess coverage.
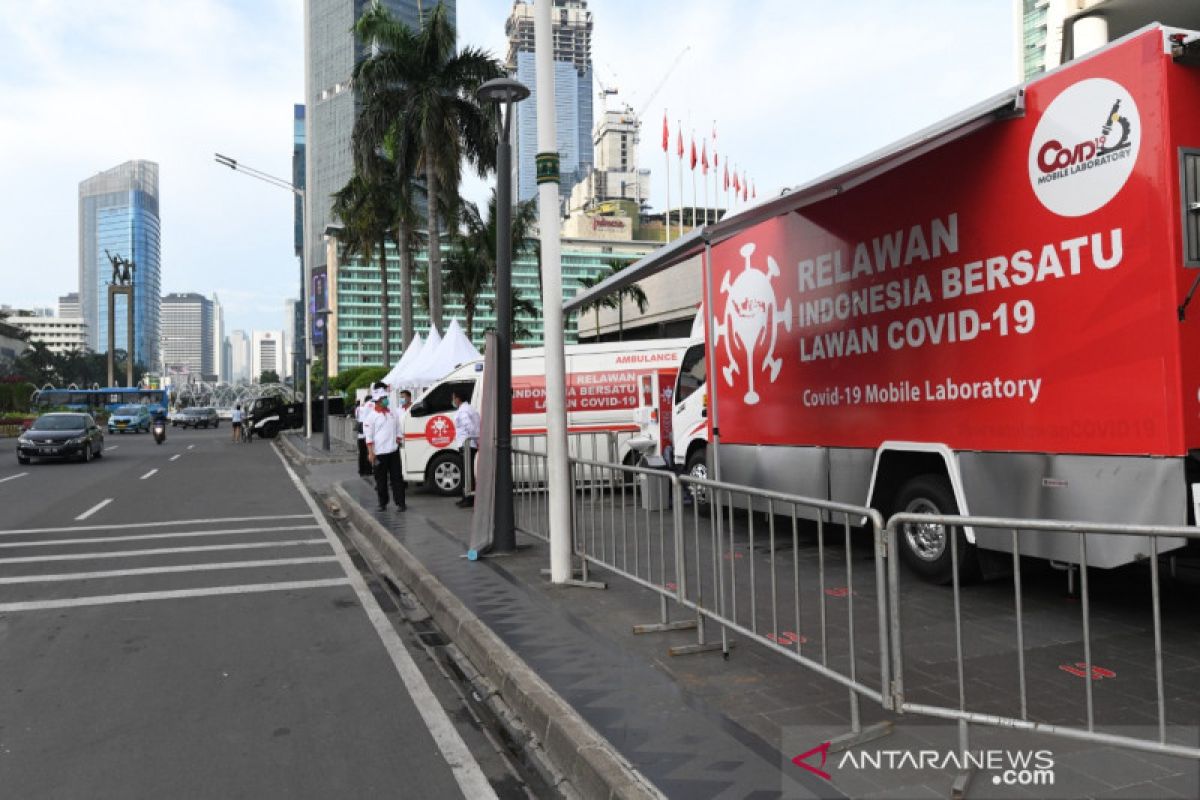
[0,539,330,564]
[0,524,321,549]
[0,578,352,613]
[0,473,29,484]
[106,445,118,450]
[0,556,340,584]
[272,443,498,799]
[75,499,113,521]
[169,454,180,462]
[187,445,194,450]
[0,514,313,536]
[139,469,158,480]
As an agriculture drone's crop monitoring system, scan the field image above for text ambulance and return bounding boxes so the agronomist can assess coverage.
[585,26,1200,582]
[402,339,687,495]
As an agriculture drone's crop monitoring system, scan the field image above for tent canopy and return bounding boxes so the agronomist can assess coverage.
[407,320,481,386]
[383,332,423,387]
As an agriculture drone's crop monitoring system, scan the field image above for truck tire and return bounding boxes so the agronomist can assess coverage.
[427,451,463,496]
[894,474,978,584]
[684,448,712,517]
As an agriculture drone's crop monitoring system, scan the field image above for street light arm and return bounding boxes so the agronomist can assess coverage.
[212,153,304,198]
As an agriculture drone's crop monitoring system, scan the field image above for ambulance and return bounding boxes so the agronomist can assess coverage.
[401,339,688,495]
[583,26,1200,582]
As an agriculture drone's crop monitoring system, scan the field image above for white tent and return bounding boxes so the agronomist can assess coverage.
[395,325,442,388]
[383,333,423,388]
[409,319,481,385]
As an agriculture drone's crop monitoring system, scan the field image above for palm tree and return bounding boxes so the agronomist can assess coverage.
[352,2,503,331]
[575,271,617,340]
[444,190,538,341]
[605,259,649,341]
[487,286,539,343]
[331,174,395,364]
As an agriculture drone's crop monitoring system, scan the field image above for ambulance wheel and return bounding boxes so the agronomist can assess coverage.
[894,474,978,585]
[685,449,712,517]
[428,451,463,496]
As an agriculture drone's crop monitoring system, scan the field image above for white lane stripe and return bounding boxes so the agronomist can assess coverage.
[0,473,29,484]
[272,443,497,798]
[0,556,340,585]
[75,499,113,521]
[139,469,158,480]
[0,524,321,549]
[187,445,194,450]
[106,445,118,450]
[0,539,330,564]
[0,578,352,613]
[0,513,313,536]
[169,454,180,462]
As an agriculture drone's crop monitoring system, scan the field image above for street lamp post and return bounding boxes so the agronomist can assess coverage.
[476,78,530,555]
[214,152,312,441]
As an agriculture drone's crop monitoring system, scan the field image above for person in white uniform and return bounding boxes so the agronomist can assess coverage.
[364,384,406,512]
[451,389,481,507]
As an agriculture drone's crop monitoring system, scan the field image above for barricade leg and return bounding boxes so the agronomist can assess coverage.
[635,476,697,635]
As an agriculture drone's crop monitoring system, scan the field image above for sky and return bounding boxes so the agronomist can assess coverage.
[0,0,1017,338]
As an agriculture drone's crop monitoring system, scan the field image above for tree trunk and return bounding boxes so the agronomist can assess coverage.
[465,305,473,342]
[398,222,413,349]
[618,299,623,342]
[425,158,443,331]
[379,236,390,367]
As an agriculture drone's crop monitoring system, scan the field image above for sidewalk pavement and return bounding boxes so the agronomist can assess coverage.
[279,434,1199,800]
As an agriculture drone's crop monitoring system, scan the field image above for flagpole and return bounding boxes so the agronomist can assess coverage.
[663,114,671,242]
[703,142,709,229]
[677,121,684,235]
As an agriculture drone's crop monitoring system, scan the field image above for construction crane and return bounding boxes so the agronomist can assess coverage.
[629,45,691,147]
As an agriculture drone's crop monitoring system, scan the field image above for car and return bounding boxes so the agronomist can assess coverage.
[174,407,219,428]
[108,404,151,434]
[17,413,105,464]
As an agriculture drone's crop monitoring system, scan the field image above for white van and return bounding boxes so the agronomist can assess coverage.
[402,339,689,494]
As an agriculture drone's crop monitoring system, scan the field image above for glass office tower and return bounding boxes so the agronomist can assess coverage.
[78,160,162,371]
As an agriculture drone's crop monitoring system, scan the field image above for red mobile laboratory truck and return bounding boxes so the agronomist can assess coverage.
[578,25,1200,582]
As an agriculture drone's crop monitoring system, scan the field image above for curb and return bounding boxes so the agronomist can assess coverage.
[331,482,665,800]
[276,432,355,464]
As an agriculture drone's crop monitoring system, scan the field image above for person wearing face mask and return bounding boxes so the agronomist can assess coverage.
[363,382,406,512]
[451,389,480,508]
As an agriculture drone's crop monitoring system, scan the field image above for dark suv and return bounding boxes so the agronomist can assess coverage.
[174,407,219,429]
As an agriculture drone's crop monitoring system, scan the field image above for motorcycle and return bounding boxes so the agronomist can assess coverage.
[152,419,166,445]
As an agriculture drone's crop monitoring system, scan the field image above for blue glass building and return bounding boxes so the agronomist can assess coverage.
[78,160,162,372]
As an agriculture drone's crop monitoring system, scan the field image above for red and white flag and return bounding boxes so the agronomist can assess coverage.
[751,179,757,199]
[690,134,697,171]
[742,173,748,201]
[733,169,741,193]
[701,139,709,175]
[662,111,669,153]
[712,122,718,167]
[723,163,729,191]
[676,123,684,159]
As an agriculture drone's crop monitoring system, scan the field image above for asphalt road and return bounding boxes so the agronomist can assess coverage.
[0,425,495,799]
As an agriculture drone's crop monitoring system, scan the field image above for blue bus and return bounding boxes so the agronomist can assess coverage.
[32,387,169,415]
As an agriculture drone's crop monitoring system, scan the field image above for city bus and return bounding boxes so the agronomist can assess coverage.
[32,387,169,415]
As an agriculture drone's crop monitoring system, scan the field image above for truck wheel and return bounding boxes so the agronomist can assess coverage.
[684,449,712,517]
[894,474,978,584]
[427,451,463,496]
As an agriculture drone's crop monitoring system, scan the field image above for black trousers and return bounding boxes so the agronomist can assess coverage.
[357,438,370,475]
[373,449,406,508]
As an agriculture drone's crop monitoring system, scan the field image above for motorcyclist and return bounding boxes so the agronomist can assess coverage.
[151,406,168,444]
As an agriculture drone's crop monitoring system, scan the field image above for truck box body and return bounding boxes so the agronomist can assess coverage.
[402,340,687,492]
[648,26,1200,570]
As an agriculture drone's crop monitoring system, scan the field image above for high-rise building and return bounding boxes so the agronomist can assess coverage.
[211,293,226,382]
[227,330,251,383]
[305,1,455,375]
[568,103,651,214]
[57,292,80,318]
[1017,0,1200,81]
[283,297,298,382]
[251,330,286,381]
[507,0,593,204]
[160,293,213,379]
[78,160,162,369]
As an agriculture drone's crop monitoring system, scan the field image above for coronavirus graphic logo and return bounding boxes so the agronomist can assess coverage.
[715,242,792,405]
[426,415,456,448]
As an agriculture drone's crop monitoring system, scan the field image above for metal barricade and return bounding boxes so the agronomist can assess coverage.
[886,512,1200,774]
[512,447,550,543]
[328,415,356,447]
